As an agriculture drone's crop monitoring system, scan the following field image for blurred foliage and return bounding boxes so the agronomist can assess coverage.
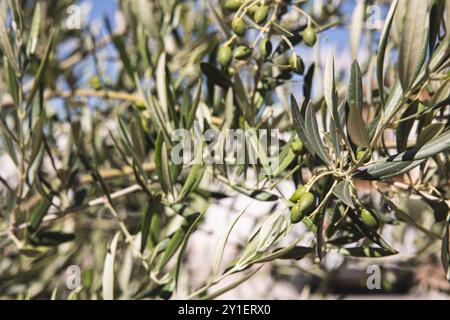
[0,0,449,300]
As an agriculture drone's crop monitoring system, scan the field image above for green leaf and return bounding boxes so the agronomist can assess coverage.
[140,195,161,253]
[398,0,430,91]
[30,231,75,247]
[349,0,365,58]
[102,232,120,300]
[339,246,397,258]
[346,60,369,148]
[305,102,331,165]
[396,100,418,152]
[231,185,278,201]
[187,79,202,129]
[200,62,232,89]
[155,133,173,195]
[332,181,354,208]
[0,11,20,75]
[156,53,170,115]
[178,164,205,201]
[416,122,445,147]
[30,197,52,232]
[377,0,399,104]
[234,73,253,123]
[26,2,41,56]
[441,218,450,281]
[26,33,54,109]
[290,95,316,160]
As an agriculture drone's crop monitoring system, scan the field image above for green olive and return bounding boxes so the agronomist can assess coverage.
[231,17,246,36]
[254,5,269,24]
[289,54,304,75]
[218,44,233,67]
[259,39,272,58]
[360,208,380,230]
[356,149,371,162]
[224,0,244,11]
[298,192,316,214]
[135,100,146,110]
[227,67,236,76]
[90,76,101,90]
[234,45,252,60]
[302,25,317,47]
[290,186,307,202]
[290,138,303,155]
[290,204,305,224]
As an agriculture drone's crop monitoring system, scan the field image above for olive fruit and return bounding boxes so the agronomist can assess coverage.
[224,0,243,11]
[302,25,317,47]
[135,99,146,110]
[298,192,316,214]
[290,138,303,155]
[360,208,380,230]
[218,44,233,67]
[254,5,269,24]
[290,204,305,224]
[290,186,307,202]
[234,45,252,60]
[356,149,371,162]
[231,17,246,36]
[289,54,304,75]
[259,39,272,58]
[90,76,101,90]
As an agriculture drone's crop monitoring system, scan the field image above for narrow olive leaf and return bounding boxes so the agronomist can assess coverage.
[346,60,370,148]
[377,0,399,104]
[254,244,314,263]
[178,164,205,201]
[272,22,293,37]
[416,122,445,147]
[290,95,315,158]
[175,210,206,289]
[305,102,331,165]
[26,2,41,56]
[161,142,174,194]
[0,121,18,165]
[398,0,430,91]
[339,246,397,258]
[354,159,424,180]
[231,185,278,202]
[441,219,449,281]
[396,100,418,152]
[200,62,232,89]
[323,51,342,157]
[102,232,120,300]
[0,11,19,74]
[234,73,253,122]
[127,121,145,164]
[29,118,44,166]
[26,33,55,109]
[222,88,234,130]
[156,52,170,114]
[211,206,248,281]
[155,133,170,194]
[156,224,188,272]
[140,195,161,253]
[383,79,404,122]
[383,196,441,239]
[206,0,232,38]
[332,181,355,208]
[30,197,52,232]
[429,33,450,71]
[349,0,365,58]
[30,231,75,247]
[187,79,202,129]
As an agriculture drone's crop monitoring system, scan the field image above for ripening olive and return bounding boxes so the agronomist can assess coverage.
[224,0,244,11]
[254,5,269,24]
[290,138,303,155]
[231,17,246,36]
[234,45,252,60]
[302,25,317,47]
[290,204,305,224]
[227,67,236,76]
[259,39,272,58]
[290,186,307,202]
[360,208,380,230]
[298,192,316,214]
[218,45,233,67]
[289,54,305,75]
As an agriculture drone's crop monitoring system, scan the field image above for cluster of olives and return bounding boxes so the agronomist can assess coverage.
[218,0,318,76]
[289,186,316,224]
